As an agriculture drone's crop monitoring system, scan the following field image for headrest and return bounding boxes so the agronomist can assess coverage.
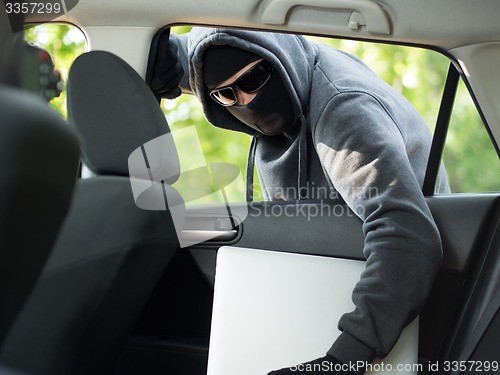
[0,25,23,87]
[0,87,79,176]
[67,51,177,177]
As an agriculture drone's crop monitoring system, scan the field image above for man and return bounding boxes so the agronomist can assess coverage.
[152,27,447,374]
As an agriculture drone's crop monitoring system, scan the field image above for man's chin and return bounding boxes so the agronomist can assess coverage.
[253,114,286,136]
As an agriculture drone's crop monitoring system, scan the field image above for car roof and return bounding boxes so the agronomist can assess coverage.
[31,0,500,50]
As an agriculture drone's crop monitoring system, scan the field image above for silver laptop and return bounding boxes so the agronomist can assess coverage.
[207,246,419,375]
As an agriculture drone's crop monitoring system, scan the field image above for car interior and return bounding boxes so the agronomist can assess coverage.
[1,0,499,374]
[0,41,80,352]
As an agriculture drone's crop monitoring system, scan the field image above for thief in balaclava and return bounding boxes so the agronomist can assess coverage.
[152,27,449,374]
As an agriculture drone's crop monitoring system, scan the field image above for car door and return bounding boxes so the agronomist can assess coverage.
[114,27,500,375]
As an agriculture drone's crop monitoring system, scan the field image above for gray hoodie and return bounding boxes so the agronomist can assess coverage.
[173,27,445,369]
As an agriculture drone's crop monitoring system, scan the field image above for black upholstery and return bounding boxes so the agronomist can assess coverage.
[439,197,500,369]
[0,51,180,375]
[0,364,30,375]
[66,51,179,178]
[0,13,23,87]
[0,87,80,348]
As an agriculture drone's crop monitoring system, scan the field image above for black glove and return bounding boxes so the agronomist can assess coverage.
[150,29,184,99]
[267,355,356,375]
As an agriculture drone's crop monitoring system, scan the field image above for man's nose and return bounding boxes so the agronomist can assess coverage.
[236,89,257,106]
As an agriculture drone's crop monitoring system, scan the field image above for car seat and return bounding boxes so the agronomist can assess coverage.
[0,23,80,352]
[0,51,181,375]
[0,86,80,350]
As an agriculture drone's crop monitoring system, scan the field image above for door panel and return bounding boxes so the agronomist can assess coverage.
[116,194,500,374]
[190,194,500,285]
[426,194,500,273]
[115,250,214,375]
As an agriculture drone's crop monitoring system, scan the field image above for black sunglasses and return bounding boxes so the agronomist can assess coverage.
[209,60,273,106]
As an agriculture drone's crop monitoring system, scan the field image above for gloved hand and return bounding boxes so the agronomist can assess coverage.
[150,29,184,99]
[267,355,356,374]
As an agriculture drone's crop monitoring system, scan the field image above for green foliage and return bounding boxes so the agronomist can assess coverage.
[25,24,499,199]
[163,96,251,202]
[444,81,500,192]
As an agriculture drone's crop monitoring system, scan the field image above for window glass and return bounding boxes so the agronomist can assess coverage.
[165,27,452,203]
[31,25,498,198]
[162,27,249,203]
[32,24,495,199]
[442,79,500,193]
[163,95,250,204]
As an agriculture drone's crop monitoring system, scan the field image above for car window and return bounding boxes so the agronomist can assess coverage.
[164,27,497,204]
[165,28,448,203]
[442,79,500,193]
[163,96,250,204]
[162,26,250,203]
[28,25,498,198]
[323,41,498,194]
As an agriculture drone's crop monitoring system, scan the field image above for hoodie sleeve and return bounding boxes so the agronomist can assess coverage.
[312,91,442,367]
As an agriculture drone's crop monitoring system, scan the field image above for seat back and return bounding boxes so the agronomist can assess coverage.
[0,87,80,348]
[438,197,500,371]
[0,51,181,375]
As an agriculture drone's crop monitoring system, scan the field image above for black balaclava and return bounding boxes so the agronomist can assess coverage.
[204,46,259,90]
[203,45,298,136]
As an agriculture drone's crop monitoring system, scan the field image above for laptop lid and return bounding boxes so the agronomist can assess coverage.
[208,246,419,375]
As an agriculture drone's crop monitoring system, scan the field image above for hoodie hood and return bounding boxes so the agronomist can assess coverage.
[186,27,316,136]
